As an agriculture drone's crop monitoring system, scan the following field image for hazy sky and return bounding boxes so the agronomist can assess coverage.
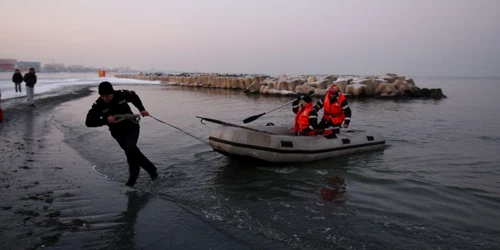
[1,0,499,76]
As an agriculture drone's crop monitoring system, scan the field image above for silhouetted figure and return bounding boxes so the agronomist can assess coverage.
[23,68,37,107]
[85,81,158,187]
[12,69,23,93]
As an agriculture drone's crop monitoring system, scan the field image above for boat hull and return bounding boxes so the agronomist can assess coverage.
[208,125,386,163]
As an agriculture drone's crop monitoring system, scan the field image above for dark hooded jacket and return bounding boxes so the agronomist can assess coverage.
[85,89,146,133]
[12,72,23,83]
[23,72,37,87]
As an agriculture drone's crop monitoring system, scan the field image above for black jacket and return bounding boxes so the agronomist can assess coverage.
[85,90,146,132]
[23,73,37,87]
[12,72,23,83]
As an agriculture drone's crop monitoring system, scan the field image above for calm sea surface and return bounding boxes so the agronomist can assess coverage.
[14,74,499,249]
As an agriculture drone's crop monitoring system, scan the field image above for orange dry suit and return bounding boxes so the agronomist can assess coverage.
[293,102,318,136]
[314,93,351,130]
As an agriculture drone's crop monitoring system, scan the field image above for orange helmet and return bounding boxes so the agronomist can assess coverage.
[327,85,340,94]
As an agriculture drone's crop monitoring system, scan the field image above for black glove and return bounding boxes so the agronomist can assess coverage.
[298,128,312,136]
[296,94,304,101]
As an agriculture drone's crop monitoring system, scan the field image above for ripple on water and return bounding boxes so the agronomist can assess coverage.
[49,83,500,249]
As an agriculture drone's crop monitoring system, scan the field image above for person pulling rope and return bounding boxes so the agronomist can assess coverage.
[86,82,216,188]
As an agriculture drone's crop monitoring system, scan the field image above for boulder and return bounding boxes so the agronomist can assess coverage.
[290,79,304,91]
[420,88,431,97]
[260,85,268,93]
[116,73,445,100]
[407,87,421,97]
[213,77,222,88]
[310,79,330,89]
[430,88,445,99]
[267,81,275,89]
[388,84,400,96]
[260,86,294,96]
[393,79,405,90]
[344,85,355,96]
[277,81,296,91]
[243,77,254,89]
[258,75,270,83]
[295,84,316,95]
[331,80,348,93]
[350,83,367,97]
[371,79,385,93]
[326,75,339,82]
[313,88,327,97]
[223,78,231,89]
[231,79,239,89]
[395,80,412,94]
[405,78,415,85]
[356,79,374,96]
[382,76,396,83]
[307,76,317,84]
[375,82,391,96]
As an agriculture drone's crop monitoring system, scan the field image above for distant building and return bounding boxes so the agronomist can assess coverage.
[44,63,66,72]
[0,59,17,72]
[17,61,41,72]
[67,64,85,72]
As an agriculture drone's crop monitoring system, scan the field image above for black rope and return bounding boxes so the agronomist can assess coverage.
[148,115,211,147]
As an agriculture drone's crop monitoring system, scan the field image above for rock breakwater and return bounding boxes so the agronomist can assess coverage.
[116,73,446,99]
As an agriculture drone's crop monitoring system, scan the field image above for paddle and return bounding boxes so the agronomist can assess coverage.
[196,116,277,135]
[243,99,297,124]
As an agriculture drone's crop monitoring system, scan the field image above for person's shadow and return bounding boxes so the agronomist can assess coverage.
[109,190,151,250]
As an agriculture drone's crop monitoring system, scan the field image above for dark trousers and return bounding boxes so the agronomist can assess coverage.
[15,82,22,92]
[318,118,341,133]
[111,125,157,185]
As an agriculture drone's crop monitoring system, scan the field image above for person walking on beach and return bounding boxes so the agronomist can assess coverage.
[85,81,158,187]
[12,69,23,93]
[23,68,37,106]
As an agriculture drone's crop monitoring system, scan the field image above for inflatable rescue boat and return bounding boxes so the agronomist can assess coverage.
[201,117,386,163]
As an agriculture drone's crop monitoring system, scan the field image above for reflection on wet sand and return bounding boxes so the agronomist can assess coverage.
[108,190,151,250]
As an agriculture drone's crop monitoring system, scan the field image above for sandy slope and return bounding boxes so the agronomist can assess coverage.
[0,87,290,250]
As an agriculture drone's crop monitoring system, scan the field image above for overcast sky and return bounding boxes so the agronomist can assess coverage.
[1,0,499,76]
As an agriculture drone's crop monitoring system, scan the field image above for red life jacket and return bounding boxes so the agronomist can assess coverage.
[294,102,316,135]
[323,93,346,124]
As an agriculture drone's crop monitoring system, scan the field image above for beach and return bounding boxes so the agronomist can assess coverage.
[1,75,500,249]
[0,85,290,250]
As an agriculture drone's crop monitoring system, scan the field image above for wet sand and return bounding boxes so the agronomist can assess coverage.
[0,87,289,249]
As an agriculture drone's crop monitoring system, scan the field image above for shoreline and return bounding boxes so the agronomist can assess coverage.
[0,85,291,249]
[0,87,117,249]
[116,72,447,99]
